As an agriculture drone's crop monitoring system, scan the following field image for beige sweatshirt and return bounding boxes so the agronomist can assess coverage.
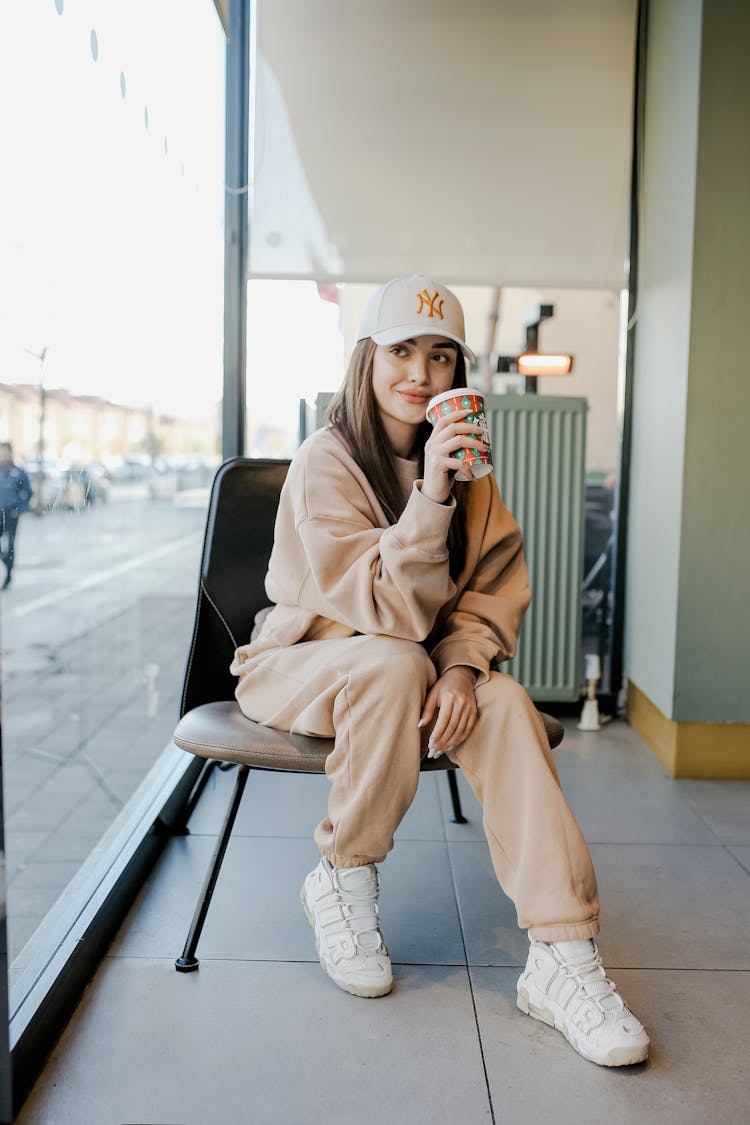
[231,426,532,686]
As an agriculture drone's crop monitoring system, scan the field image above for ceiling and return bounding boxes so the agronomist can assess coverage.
[248,0,637,287]
[213,0,229,36]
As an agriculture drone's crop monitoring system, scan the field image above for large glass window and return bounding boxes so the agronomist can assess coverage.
[0,0,225,982]
[244,0,634,701]
[245,277,623,705]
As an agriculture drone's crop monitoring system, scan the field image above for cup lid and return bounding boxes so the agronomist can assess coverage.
[425,387,486,417]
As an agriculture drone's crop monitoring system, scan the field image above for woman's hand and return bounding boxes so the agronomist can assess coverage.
[419,665,479,758]
[422,409,489,504]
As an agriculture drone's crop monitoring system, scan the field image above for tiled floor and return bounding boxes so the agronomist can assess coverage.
[17,720,750,1124]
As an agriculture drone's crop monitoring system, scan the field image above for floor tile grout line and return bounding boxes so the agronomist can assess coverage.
[106,954,484,967]
[668,789,744,847]
[105,953,750,973]
[466,964,750,973]
[187,830,454,842]
[723,844,750,878]
[444,839,741,848]
[443,837,496,1125]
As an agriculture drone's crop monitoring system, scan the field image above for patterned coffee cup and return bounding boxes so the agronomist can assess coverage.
[425,388,493,481]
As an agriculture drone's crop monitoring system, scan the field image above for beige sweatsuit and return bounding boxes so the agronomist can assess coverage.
[231,427,599,942]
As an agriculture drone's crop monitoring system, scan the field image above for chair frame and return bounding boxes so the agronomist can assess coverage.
[172,458,562,972]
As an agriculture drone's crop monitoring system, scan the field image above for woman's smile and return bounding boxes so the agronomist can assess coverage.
[397,389,432,406]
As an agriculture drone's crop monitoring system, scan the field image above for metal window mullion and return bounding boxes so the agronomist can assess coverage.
[222,0,251,461]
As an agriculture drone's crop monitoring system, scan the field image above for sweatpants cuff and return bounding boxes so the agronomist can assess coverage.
[527,916,600,943]
[321,851,386,869]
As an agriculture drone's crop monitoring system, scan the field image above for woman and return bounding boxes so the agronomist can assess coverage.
[231,275,649,1067]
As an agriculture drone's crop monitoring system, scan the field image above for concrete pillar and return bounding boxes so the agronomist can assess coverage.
[625,0,750,776]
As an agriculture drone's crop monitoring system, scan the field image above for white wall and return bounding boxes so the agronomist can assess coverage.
[533,288,621,475]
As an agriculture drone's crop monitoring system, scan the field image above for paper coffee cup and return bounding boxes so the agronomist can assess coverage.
[425,388,493,481]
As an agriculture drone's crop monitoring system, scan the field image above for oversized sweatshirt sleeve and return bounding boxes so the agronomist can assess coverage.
[271,436,458,641]
[429,475,531,685]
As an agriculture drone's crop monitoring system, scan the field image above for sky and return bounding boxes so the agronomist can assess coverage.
[0,0,227,422]
[1,3,562,451]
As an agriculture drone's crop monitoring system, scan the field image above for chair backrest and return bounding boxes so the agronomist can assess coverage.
[180,458,290,716]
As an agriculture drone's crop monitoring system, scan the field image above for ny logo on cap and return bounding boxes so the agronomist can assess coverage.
[416,289,444,320]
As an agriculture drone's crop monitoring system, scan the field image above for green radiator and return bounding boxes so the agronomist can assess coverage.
[484,394,587,702]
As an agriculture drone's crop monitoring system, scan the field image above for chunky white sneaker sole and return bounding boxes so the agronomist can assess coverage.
[516,978,649,1067]
[300,883,393,999]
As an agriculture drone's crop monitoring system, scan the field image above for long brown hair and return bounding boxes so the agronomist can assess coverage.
[326,338,469,579]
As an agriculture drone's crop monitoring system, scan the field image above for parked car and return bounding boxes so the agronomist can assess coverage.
[82,462,111,503]
[60,464,111,508]
[109,455,151,481]
[22,457,66,510]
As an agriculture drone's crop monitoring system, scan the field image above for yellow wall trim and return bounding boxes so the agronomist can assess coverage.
[627,682,750,778]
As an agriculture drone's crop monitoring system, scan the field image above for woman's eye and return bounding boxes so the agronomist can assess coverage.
[432,353,449,363]
[390,346,408,357]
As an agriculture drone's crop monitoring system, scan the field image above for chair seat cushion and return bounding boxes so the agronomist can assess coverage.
[174,700,563,773]
[175,701,331,772]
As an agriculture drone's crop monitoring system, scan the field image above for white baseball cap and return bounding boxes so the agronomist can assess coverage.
[356,275,477,364]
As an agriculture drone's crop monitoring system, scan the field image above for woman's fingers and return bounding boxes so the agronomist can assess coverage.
[427,697,455,752]
[429,420,489,446]
[453,709,477,748]
[425,423,489,471]
[422,410,489,503]
[432,411,489,441]
[418,685,439,729]
[431,407,477,430]
[424,436,488,479]
[428,695,477,757]
[429,434,488,457]
[451,700,477,745]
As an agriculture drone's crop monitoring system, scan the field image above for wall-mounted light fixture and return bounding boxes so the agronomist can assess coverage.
[495,304,574,392]
[517,352,574,377]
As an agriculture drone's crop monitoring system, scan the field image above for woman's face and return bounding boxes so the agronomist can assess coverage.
[371,334,457,455]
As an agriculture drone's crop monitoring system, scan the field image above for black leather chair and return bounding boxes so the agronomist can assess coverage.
[173,457,563,972]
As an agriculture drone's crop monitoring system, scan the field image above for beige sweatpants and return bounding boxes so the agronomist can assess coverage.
[235,634,599,942]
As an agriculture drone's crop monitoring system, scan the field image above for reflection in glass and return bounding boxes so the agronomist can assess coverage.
[246,280,621,702]
[1,0,226,971]
[248,55,343,279]
[0,713,10,1121]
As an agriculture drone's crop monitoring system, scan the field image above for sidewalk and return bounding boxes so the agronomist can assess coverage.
[16,719,750,1124]
[1,489,207,958]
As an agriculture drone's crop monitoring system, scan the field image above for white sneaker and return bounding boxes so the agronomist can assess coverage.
[517,939,650,1066]
[300,858,393,998]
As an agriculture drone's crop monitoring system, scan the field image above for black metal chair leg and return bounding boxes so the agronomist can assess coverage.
[175,763,250,972]
[161,759,219,837]
[446,770,468,824]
